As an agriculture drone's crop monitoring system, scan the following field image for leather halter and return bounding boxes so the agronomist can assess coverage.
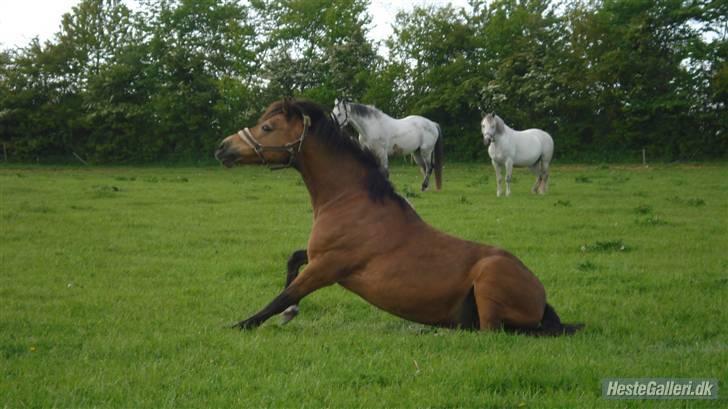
[237,114,311,170]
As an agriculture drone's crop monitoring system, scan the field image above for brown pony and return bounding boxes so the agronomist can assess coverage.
[215,98,582,335]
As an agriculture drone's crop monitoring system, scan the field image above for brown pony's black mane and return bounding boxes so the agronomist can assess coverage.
[262,98,410,209]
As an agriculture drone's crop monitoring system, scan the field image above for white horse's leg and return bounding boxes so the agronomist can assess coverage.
[532,176,542,194]
[539,165,550,194]
[505,158,514,197]
[529,162,542,194]
[418,148,435,192]
[411,150,429,191]
[412,152,426,175]
[492,160,502,197]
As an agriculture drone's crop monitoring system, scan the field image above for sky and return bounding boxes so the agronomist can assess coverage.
[0,0,471,50]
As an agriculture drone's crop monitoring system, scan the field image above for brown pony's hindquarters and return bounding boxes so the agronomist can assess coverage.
[470,254,584,335]
[474,297,504,331]
[470,255,547,331]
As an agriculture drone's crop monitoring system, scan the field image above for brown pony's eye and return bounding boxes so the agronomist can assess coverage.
[262,124,272,132]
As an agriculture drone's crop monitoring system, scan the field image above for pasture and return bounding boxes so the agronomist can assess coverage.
[1,162,726,408]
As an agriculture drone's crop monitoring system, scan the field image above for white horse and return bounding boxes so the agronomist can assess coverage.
[481,113,554,196]
[332,98,443,191]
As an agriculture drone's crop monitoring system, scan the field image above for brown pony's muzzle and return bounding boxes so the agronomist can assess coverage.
[214,140,233,167]
[215,134,250,168]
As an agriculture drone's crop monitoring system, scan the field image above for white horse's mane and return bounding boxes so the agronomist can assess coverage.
[349,103,384,119]
[486,113,506,134]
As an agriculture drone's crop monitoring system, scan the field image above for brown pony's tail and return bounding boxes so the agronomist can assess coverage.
[434,124,443,190]
[505,303,584,336]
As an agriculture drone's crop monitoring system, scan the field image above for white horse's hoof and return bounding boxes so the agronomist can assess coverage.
[281,305,299,324]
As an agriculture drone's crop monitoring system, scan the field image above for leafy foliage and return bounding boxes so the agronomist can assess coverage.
[0,0,726,162]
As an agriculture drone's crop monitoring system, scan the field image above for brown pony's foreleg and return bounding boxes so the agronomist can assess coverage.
[280,249,307,324]
[232,289,299,329]
[233,257,342,330]
[284,250,308,286]
[232,250,307,330]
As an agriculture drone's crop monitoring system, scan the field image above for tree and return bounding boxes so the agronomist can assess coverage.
[139,0,258,161]
[386,4,484,158]
[2,0,726,162]
[254,0,379,104]
[567,0,725,159]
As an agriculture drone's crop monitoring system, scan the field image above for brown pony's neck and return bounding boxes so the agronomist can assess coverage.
[296,134,371,213]
[273,98,407,215]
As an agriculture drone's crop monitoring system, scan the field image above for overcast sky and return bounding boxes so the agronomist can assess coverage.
[0,0,471,50]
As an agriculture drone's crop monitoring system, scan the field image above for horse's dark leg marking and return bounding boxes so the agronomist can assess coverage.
[422,164,434,191]
[504,303,584,336]
[421,163,432,191]
[285,249,308,287]
[419,149,436,192]
[456,287,480,330]
[234,256,341,330]
[233,289,298,329]
[412,149,430,191]
[281,249,307,323]
[232,250,307,329]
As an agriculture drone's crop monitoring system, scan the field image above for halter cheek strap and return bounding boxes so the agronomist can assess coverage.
[237,114,311,170]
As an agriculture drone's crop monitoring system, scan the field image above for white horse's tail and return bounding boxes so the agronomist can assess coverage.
[434,124,443,191]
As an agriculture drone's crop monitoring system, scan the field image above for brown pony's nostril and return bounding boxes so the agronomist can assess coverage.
[215,141,228,161]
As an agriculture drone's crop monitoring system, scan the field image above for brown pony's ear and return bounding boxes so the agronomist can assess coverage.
[281,97,292,114]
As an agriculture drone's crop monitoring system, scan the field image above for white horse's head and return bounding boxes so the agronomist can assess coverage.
[331,98,350,128]
[481,112,500,145]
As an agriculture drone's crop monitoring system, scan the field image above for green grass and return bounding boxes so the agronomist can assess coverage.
[1,163,726,408]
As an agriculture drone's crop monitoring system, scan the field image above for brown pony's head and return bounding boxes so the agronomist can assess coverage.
[215,99,310,168]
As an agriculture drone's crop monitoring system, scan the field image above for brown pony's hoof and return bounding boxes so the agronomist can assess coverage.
[280,305,299,324]
[231,319,258,330]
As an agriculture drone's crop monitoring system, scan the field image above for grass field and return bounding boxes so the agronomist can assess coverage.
[1,162,726,408]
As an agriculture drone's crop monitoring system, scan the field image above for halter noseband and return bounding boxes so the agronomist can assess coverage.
[237,114,311,170]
